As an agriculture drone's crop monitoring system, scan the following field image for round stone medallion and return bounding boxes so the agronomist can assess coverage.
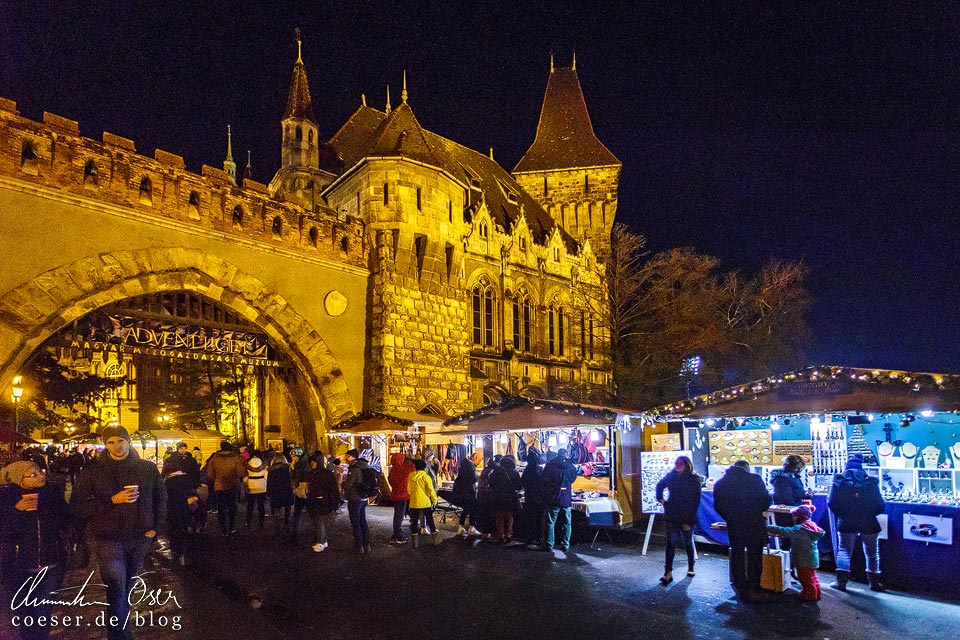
[324,290,348,316]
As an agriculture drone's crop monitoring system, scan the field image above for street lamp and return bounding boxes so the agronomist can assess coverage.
[11,375,24,432]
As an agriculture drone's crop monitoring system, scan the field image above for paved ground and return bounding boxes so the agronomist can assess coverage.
[3,505,958,640]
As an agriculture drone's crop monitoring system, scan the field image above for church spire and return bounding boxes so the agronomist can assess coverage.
[550,52,555,73]
[385,85,392,114]
[401,70,408,104]
[244,150,253,181]
[284,29,315,122]
[295,27,302,63]
[223,124,237,185]
[572,50,576,70]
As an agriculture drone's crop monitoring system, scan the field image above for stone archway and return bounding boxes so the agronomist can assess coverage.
[0,248,356,445]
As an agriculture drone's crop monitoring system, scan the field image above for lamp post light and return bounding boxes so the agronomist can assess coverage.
[11,375,24,432]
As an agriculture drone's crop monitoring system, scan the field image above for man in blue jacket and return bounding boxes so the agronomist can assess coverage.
[70,426,166,640]
[713,460,772,602]
[540,448,579,552]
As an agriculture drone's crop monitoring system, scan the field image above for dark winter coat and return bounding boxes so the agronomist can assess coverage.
[520,449,545,508]
[305,465,340,516]
[342,458,370,502]
[828,469,884,534]
[70,449,167,541]
[451,458,477,504]
[0,482,70,566]
[770,469,807,506]
[540,457,579,509]
[266,460,294,508]
[713,465,771,545]
[165,452,201,487]
[655,469,703,526]
[488,459,522,510]
[164,472,198,536]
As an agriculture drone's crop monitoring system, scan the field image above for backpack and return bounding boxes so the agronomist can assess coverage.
[540,466,563,505]
[359,467,380,499]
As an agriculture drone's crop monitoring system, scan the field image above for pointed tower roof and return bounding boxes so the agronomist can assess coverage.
[513,65,619,173]
[365,103,444,167]
[284,31,316,123]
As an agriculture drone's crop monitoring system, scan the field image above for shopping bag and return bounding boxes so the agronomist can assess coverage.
[760,548,791,592]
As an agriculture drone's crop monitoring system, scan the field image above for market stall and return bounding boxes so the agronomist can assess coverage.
[442,397,628,530]
[645,365,960,595]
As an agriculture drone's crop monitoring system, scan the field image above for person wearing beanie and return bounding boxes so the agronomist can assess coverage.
[341,448,372,553]
[407,459,439,547]
[201,441,246,536]
[539,447,580,551]
[70,425,166,640]
[244,453,268,528]
[766,505,826,600]
[828,454,885,592]
[165,441,200,487]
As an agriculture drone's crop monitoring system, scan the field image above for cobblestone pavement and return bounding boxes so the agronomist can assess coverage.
[3,505,958,640]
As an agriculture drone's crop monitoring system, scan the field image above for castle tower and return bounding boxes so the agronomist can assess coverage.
[268,30,339,207]
[512,57,621,256]
[223,125,237,185]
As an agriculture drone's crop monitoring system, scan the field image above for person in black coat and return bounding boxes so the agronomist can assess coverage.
[304,452,340,552]
[166,442,201,488]
[489,455,522,543]
[713,460,772,601]
[163,460,200,566]
[769,455,810,551]
[451,457,479,535]
[520,447,546,546]
[540,449,579,551]
[266,453,294,532]
[828,454,885,592]
[655,455,703,583]
[70,426,166,640]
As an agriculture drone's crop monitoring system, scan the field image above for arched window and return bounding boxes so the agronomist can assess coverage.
[272,216,282,238]
[295,126,302,141]
[308,129,313,144]
[479,221,488,239]
[341,236,350,254]
[103,362,125,401]
[188,191,200,219]
[512,288,532,352]
[308,226,318,247]
[83,160,98,188]
[232,205,243,227]
[20,142,38,175]
[581,312,596,360]
[471,278,498,347]
[549,303,565,356]
[139,177,152,205]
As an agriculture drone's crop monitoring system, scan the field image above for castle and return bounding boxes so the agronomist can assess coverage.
[0,43,620,446]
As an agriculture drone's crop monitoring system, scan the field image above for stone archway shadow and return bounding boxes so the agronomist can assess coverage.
[0,248,356,444]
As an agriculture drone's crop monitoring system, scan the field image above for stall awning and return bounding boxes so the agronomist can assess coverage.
[651,365,960,419]
[329,412,445,436]
[443,396,622,435]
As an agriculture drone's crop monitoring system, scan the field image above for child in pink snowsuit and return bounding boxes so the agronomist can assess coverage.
[767,505,825,601]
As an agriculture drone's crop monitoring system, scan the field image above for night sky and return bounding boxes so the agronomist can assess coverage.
[2,2,958,373]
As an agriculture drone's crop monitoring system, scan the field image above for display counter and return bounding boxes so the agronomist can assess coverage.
[694,490,960,596]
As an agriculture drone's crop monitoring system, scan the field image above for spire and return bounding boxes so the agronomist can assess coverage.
[513,65,620,173]
[550,52,554,73]
[489,147,494,160]
[223,125,237,185]
[572,50,576,70]
[385,85,392,114]
[401,70,408,104]
[284,29,315,122]
[244,150,253,181]
[361,93,367,107]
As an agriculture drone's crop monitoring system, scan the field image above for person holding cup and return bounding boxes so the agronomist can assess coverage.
[70,425,166,640]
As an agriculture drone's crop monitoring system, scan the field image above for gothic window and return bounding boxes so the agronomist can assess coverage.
[479,222,488,239]
[272,216,282,238]
[295,126,302,141]
[587,202,593,226]
[308,226,318,247]
[139,177,152,205]
[383,182,389,205]
[554,247,560,262]
[308,130,313,144]
[549,304,565,356]
[83,160,98,188]
[519,236,527,252]
[416,187,422,211]
[103,362,125,401]
[448,200,453,223]
[414,234,427,280]
[584,173,590,195]
[341,236,350,254]
[581,312,596,360]
[232,205,243,228]
[472,278,498,347]
[512,290,532,352]
[20,142,38,175]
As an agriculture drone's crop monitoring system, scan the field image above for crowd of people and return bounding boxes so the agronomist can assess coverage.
[0,428,891,639]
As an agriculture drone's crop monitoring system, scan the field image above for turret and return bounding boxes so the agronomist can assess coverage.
[223,125,237,186]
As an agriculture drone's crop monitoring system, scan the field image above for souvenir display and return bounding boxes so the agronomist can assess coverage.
[639,450,692,514]
[707,429,772,466]
[811,421,847,475]
[651,433,681,452]
[772,440,813,466]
